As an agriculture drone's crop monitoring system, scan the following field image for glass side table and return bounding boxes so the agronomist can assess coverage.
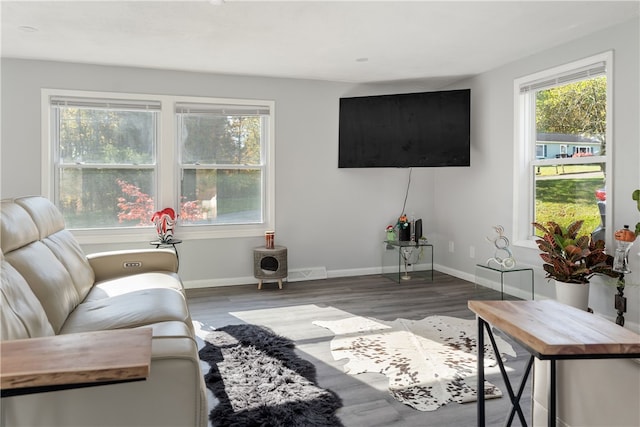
[383,240,434,283]
[475,264,534,300]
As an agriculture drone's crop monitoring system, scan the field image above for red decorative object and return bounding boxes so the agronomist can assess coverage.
[151,208,176,243]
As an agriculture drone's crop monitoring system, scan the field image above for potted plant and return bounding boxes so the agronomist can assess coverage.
[532,220,617,310]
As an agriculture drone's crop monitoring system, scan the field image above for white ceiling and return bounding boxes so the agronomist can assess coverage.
[2,1,639,84]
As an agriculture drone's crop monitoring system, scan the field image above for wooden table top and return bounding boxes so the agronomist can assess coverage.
[1,328,152,393]
[468,299,640,358]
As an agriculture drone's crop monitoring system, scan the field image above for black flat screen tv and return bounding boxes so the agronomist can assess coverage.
[338,89,470,168]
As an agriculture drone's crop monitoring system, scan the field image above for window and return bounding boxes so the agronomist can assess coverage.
[48,96,160,230]
[176,103,269,226]
[513,52,612,247]
[43,90,275,243]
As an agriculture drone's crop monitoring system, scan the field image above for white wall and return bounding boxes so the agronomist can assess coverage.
[436,19,640,426]
[0,59,437,285]
[1,17,638,329]
[433,17,640,328]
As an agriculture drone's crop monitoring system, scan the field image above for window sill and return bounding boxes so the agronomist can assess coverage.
[72,224,269,245]
[513,239,538,250]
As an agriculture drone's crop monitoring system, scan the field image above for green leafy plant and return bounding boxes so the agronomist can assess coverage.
[532,220,617,284]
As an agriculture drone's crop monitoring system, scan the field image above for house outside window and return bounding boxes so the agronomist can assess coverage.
[42,90,275,243]
[513,51,612,247]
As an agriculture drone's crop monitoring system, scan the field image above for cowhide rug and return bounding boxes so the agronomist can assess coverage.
[198,324,343,427]
[313,315,515,412]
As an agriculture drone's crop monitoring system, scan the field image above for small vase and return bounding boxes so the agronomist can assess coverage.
[554,280,590,311]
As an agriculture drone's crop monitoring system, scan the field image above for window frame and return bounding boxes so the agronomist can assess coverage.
[176,101,270,228]
[42,89,275,244]
[512,51,613,249]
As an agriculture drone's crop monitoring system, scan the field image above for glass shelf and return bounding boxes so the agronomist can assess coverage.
[475,264,534,300]
[383,240,434,283]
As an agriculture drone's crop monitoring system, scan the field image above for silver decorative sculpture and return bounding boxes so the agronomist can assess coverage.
[486,225,516,269]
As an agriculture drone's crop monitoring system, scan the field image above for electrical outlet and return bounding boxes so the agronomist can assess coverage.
[469,246,475,259]
[448,241,455,253]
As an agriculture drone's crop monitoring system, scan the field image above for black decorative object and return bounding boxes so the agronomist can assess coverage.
[615,274,627,326]
[613,225,635,326]
[398,224,411,241]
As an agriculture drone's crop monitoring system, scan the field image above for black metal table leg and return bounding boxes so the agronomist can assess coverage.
[486,326,530,427]
[549,360,556,426]
[504,355,533,427]
[478,317,486,427]
[479,318,534,427]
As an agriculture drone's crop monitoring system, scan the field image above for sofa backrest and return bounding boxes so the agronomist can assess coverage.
[1,257,55,340]
[1,196,95,334]
[16,197,96,299]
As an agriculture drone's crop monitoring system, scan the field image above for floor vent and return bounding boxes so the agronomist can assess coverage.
[288,267,328,282]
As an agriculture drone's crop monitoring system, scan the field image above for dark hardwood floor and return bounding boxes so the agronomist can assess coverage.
[186,271,531,427]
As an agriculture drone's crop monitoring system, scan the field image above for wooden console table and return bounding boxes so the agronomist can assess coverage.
[468,299,640,427]
[1,328,152,397]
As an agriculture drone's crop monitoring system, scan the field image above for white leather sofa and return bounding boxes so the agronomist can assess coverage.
[1,196,207,427]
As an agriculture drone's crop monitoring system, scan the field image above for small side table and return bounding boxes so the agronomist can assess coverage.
[150,238,182,271]
[475,264,534,300]
[253,246,288,290]
[383,240,434,283]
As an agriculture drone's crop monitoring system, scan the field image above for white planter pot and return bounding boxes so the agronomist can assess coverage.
[554,280,590,311]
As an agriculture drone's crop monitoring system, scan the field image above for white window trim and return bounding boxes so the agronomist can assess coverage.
[512,51,613,249]
[41,89,275,244]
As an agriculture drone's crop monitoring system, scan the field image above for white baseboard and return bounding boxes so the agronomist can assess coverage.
[183,264,460,289]
[433,263,474,283]
[288,266,328,281]
[184,276,255,289]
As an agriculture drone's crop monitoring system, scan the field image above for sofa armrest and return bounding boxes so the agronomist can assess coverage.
[87,249,178,282]
[1,329,152,396]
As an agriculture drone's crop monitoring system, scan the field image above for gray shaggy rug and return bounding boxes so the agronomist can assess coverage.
[198,324,343,427]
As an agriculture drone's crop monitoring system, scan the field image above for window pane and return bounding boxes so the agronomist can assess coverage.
[179,114,262,165]
[180,169,262,225]
[59,168,155,228]
[534,165,605,237]
[58,107,156,164]
[535,76,607,160]
[534,75,607,238]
